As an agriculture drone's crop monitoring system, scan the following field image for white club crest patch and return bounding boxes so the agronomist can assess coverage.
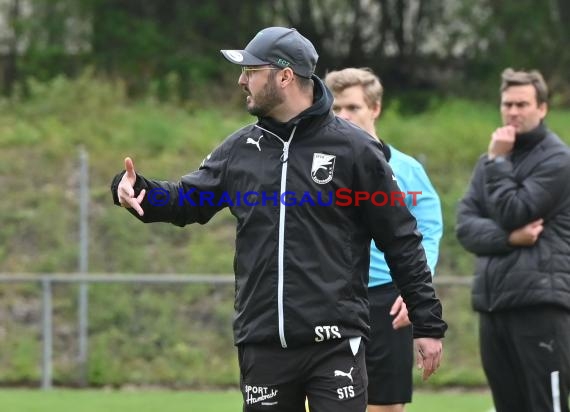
[311,153,336,184]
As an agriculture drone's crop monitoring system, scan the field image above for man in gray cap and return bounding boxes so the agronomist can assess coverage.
[111,26,446,412]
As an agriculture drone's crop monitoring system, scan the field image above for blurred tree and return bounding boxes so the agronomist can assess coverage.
[461,0,570,103]
[273,0,459,87]
[1,0,20,95]
[88,0,270,98]
[275,0,570,106]
[1,0,569,105]
[2,0,269,98]
[273,0,461,108]
[17,0,90,83]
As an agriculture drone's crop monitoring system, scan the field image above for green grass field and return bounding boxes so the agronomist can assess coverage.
[0,389,493,412]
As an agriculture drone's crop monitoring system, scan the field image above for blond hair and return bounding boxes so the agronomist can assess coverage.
[324,68,383,108]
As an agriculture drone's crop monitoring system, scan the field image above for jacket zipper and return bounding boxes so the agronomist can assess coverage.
[255,124,297,348]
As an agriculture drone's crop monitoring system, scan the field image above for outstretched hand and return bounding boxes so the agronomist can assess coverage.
[414,337,443,381]
[117,157,146,216]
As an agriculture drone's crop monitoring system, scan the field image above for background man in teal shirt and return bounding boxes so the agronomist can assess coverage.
[325,68,443,412]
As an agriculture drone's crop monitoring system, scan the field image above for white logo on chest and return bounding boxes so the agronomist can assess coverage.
[311,153,336,184]
[246,135,263,151]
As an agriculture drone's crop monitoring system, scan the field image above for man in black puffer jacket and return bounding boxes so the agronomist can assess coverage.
[457,68,570,412]
[112,27,446,412]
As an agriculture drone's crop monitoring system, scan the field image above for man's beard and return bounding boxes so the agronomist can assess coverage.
[247,77,284,117]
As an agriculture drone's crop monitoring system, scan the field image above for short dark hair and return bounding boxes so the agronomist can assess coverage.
[268,67,314,92]
[500,68,548,105]
[295,75,314,92]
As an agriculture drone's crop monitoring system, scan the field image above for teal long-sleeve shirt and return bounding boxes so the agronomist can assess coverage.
[369,145,443,287]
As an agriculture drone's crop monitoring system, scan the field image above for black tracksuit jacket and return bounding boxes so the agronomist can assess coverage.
[112,77,447,348]
[456,123,570,312]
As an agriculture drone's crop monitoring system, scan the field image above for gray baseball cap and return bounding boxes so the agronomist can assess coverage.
[221,27,318,78]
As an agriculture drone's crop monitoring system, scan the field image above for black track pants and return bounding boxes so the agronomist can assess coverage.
[479,307,570,412]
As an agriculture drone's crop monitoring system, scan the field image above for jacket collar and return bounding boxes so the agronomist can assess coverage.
[513,122,547,152]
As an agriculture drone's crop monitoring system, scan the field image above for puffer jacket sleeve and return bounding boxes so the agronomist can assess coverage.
[354,137,447,339]
[456,157,513,255]
[485,149,570,231]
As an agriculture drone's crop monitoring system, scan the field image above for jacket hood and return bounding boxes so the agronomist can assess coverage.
[258,75,333,138]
